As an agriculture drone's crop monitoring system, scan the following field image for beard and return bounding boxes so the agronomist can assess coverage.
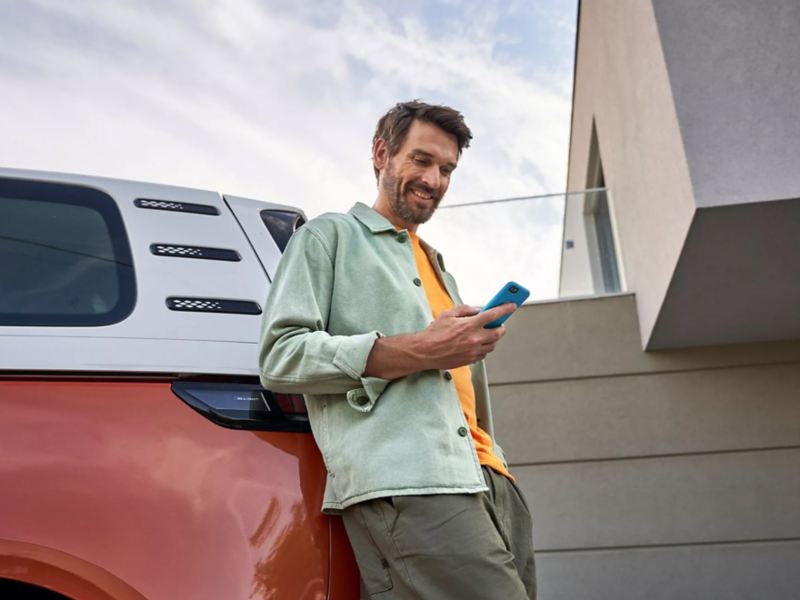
[382,161,442,225]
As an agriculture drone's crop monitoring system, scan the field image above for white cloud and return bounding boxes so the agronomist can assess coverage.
[0,0,576,300]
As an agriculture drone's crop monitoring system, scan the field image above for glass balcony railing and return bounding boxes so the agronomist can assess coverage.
[418,188,620,306]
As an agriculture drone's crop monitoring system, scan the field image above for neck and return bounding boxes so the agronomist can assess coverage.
[372,196,418,232]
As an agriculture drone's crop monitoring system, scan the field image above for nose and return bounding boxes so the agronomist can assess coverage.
[420,165,441,189]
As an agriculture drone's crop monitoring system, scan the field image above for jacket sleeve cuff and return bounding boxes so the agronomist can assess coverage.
[333,331,391,412]
[332,331,381,379]
[346,375,391,412]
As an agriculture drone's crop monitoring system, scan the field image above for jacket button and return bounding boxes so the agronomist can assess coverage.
[457,426,468,437]
[444,371,453,381]
[413,278,422,286]
[396,233,408,243]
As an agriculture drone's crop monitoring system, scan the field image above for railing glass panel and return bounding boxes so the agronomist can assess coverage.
[419,188,619,306]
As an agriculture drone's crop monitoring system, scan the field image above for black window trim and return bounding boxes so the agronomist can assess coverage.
[0,177,137,327]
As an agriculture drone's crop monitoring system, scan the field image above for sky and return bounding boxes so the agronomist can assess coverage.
[0,0,578,303]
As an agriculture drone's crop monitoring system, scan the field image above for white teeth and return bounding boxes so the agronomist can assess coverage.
[412,190,432,200]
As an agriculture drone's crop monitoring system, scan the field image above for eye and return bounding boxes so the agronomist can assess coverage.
[440,167,454,177]
[413,156,429,166]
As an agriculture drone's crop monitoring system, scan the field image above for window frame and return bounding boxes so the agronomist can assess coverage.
[0,177,137,327]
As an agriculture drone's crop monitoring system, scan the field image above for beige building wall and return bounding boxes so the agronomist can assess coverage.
[563,0,695,346]
[564,0,800,349]
[486,297,800,599]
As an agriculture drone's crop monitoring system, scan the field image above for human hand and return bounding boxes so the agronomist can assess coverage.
[416,303,516,370]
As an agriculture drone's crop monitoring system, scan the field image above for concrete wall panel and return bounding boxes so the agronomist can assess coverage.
[486,296,800,385]
[537,541,800,600]
[493,363,800,464]
[514,448,800,551]
[492,362,800,464]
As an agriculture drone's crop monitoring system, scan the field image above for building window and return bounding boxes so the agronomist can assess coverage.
[585,123,621,293]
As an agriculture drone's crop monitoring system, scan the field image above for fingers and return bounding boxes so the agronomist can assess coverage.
[426,305,510,367]
[474,302,517,326]
[442,304,481,318]
[491,324,507,341]
[479,324,506,346]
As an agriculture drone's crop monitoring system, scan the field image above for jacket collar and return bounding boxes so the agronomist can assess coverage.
[349,202,399,234]
[349,202,448,272]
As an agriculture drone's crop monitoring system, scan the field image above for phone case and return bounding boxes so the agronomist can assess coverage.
[482,281,531,328]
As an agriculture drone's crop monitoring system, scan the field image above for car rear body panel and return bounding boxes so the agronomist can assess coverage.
[0,376,331,599]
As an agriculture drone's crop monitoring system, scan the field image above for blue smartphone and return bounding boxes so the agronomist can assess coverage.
[481,281,530,328]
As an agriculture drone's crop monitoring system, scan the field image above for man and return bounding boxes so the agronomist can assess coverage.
[259,101,536,599]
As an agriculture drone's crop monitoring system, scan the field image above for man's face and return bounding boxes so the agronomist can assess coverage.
[378,120,459,228]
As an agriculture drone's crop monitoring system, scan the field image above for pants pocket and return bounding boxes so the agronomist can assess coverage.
[342,502,394,596]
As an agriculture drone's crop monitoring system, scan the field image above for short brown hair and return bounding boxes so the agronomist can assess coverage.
[372,100,472,179]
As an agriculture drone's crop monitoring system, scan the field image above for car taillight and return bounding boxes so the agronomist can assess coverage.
[274,392,308,415]
[171,380,310,432]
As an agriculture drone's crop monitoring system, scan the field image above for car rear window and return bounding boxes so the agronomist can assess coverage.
[0,178,136,326]
[260,209,305,252]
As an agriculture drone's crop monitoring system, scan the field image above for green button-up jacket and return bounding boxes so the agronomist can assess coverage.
[258,202,505,513]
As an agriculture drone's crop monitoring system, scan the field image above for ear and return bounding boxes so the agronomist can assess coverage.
[372,137,389,172]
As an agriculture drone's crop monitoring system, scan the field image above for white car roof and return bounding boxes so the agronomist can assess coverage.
[0,167,302,376]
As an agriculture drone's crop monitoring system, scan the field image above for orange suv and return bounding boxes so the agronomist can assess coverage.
[0,168,358,599]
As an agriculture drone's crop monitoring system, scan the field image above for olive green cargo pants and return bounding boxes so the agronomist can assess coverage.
[342,466,536,599]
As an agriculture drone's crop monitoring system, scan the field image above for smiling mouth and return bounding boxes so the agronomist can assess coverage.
[409,188,435,201]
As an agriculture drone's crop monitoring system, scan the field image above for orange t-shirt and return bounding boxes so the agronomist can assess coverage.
[408,230,512,479]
